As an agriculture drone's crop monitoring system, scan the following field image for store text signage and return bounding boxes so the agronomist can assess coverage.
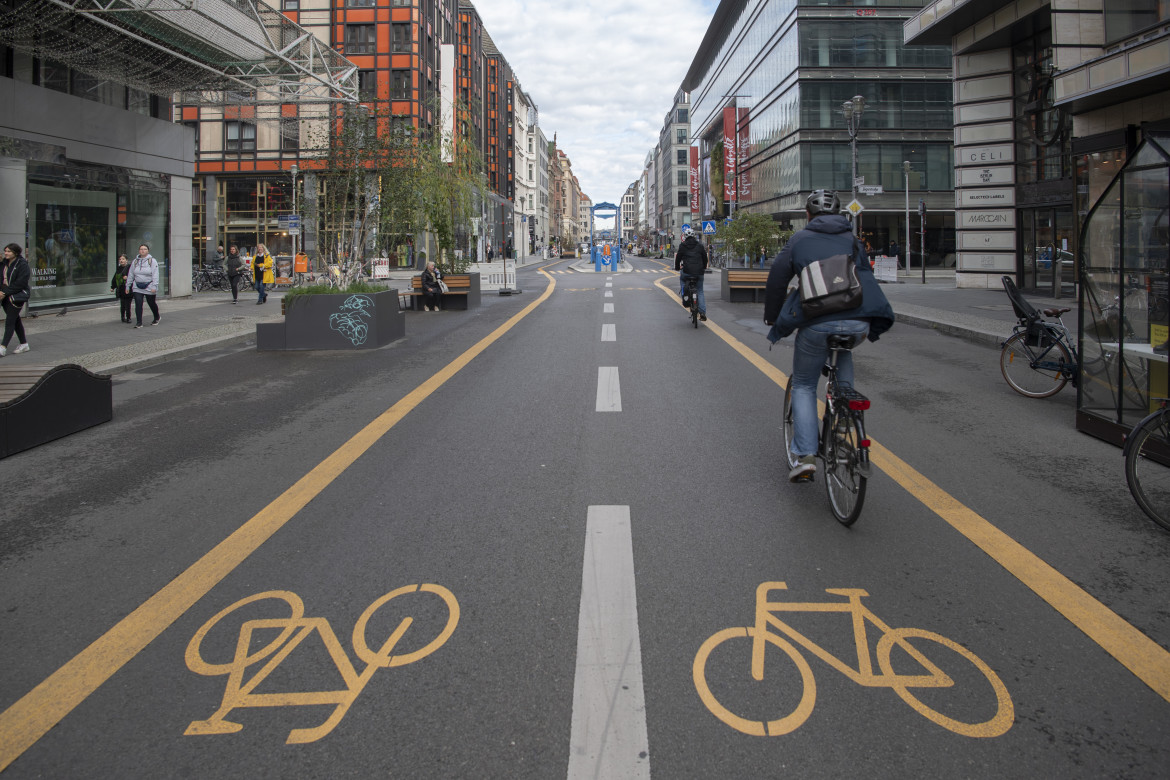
[956,188,1015,207]
[955,144,1013,167]
[959,210,1016,229]
[957,252,1015,272]
[958,166,1014,186]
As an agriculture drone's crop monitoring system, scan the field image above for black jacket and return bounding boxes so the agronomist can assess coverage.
[674,236,708,276]
[763,214,894,343]
[422,267,442,293]
[1,255,31,302]
[226,253,244,277]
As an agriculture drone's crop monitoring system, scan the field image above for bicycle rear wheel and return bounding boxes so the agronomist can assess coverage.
[824,410,867,526]
[1125,410,1170,531]
[781,381,799,473]
[1000,332,1071,398]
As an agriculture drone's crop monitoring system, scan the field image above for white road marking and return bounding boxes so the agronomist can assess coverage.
[607,276,612,281]
[567,506,650,780]
[604,291,613,298]
[605,282,613,288]
[604,303,614,313]
[601,324,616,342]
[595,367,622,412]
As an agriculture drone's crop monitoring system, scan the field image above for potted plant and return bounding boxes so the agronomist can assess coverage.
[257,281,405,350]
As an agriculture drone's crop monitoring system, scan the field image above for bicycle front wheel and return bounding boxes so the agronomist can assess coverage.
[824,411,867,526]
[1125,410,1170,531]
[1000,332,1071,398]
[781,381,799,473]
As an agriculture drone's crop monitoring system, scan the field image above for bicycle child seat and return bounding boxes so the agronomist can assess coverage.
[1001,275,1041,325]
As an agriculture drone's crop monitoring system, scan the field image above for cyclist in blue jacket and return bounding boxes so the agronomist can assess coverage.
[763,190,895,482]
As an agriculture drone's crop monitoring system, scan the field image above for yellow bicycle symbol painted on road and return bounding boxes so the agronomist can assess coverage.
[693,582,1013,738]
[184,584,459,744]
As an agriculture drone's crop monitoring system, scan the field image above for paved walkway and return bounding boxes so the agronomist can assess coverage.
[1,265,1076,375]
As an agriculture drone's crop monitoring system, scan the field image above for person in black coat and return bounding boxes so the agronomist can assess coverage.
[111,254,133,322]
[674,227,709,320]
[763,190,894,483]
[0,243,32,356]
[420,261,443,311]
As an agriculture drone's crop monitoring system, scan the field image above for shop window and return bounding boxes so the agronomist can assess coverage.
[1079,132,1170,440]
[346,25,376,55]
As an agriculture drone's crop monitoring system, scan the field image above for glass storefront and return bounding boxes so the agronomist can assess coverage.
[1079,132,1170,445]
[25,160,170,306]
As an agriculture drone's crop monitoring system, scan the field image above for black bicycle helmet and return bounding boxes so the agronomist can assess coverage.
[805,189,841,216]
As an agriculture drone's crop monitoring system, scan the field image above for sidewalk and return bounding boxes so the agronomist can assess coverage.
[2,268,1075,375]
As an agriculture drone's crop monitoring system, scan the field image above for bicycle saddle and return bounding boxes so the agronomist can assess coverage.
[827,334,860,350]
[1042,307,1071,317]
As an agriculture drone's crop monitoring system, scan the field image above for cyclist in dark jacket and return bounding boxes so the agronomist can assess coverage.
[763,190,894,482]
[674,227,709,320]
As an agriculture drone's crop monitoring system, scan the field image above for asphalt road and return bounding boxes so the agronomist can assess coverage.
[1,256,1168,778]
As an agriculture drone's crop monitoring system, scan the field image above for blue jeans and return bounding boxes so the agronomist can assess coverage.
[679,273,706,315]
[255,280,267,302]
[789,319,870,457]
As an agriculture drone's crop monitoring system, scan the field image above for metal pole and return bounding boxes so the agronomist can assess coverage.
[850,128,858,237]
[903,161,910,281]
[290,164,298,260]
[920,202,926,285]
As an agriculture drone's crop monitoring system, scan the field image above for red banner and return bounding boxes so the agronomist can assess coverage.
[723,106,737,203]
[737,107,751,202]
[689,146,700,217]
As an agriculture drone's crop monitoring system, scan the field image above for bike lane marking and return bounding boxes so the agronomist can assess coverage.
[596,367,622,412]
[602,324,616,342]
[604,303,614,313]
[651,276,1170,703]
[0,268,562,773]
[568,506,651,779]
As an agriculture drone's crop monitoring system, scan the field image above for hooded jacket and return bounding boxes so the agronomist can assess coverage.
[1,254,31,302]
[763,214,894,343]
[125,253,159,294]
[674,235,708,276]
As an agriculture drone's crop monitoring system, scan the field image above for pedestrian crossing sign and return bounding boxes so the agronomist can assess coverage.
[702,221,716,234]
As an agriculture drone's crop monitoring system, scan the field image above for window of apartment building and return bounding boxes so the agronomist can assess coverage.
[348,0,374,6]
[677,149,687,165]
[677,170,687,186]
[281,120,299,152]
[527,163,533,181]
[676,129,686,144]
[677,191,688,207]
[358,70,377,101]
[182,120,199,157]
[346,25,376,55]
[392,0,411,6]
[1105,0,1170,43]
[225,121,256,153]
[391,70,410,100]
[677,108,688,124]
[283,0,298,9]
[392,23,412,53]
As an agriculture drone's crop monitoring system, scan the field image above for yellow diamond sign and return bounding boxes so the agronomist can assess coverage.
[845,199,864,216]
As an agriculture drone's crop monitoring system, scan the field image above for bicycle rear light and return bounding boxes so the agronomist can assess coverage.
[859,439,871,447]
[848,399,870,411]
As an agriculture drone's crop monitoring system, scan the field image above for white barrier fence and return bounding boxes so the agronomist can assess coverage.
[873,255,898,283]
[474,261,516,291]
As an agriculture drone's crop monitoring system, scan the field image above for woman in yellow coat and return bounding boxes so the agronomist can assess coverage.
[252,243,274,304]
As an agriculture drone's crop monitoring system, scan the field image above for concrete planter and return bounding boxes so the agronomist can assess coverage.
[256,289,405,350]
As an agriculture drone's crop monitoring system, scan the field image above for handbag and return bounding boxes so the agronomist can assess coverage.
[798,243,863,318]
[438,280,449,294]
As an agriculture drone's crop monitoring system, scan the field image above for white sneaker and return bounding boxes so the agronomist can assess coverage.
[13,343,29,354]
[0,345,5,357]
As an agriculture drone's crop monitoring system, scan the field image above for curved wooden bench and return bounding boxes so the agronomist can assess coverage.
[0,364,112,458]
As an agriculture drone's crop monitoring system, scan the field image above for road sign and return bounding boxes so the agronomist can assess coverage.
[702,220,716,234]
[288,215,300,228]
[858,185,883,196]
[845,199,865,216]
[681,223,691,233]
[289,228,301,236]
[853,176,865,188]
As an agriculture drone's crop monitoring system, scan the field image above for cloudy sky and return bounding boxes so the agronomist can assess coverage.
[473,0,719,212]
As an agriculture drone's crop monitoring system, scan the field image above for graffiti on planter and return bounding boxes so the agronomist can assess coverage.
[329,294,374,345]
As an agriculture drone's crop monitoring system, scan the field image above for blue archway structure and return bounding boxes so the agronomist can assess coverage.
[589,201,622,272]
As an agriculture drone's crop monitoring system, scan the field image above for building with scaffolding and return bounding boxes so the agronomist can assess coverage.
[0,0,357,306]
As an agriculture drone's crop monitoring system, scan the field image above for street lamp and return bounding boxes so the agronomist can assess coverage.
[903,160,911,276]
[289,163,299,259]
[842,94,866,237]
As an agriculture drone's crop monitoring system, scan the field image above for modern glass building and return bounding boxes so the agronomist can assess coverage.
[682,0,955,263]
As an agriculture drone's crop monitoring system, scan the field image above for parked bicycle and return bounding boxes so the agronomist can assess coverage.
[782,333,872,525]
[1124,398,1170,531]
[192,265,229,293]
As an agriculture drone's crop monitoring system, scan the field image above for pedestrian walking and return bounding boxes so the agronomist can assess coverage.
[212,245,225,268]
[111,254,132,322]
[126,243,161,328]
[0,243,31,356]
[420,260,443,311]
[253,243,273,304]
[225,244,244,303]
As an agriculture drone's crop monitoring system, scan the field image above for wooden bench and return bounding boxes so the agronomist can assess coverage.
[402,272,482,311]
[721,268,770,303]
[0,364,112,458]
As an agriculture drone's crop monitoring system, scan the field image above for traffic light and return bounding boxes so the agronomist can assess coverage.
[918,199,926,219]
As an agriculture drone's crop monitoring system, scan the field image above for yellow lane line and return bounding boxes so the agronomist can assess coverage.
[653,277,1170,702]
[0,271,559,773]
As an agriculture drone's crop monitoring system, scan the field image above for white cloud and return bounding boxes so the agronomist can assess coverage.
[471,0,716,202]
